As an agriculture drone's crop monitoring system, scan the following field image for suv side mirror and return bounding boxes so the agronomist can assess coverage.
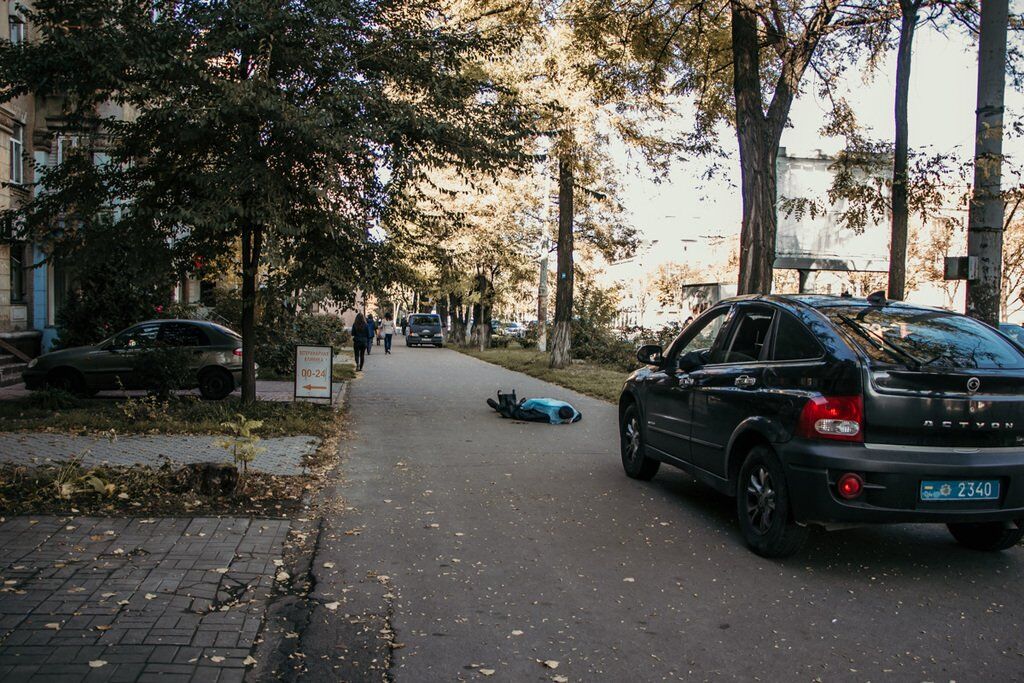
[636,344,663,366]
[677,350,704,373]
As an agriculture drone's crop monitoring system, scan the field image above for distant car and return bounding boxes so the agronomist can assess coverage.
[1000,323,1024,347]
[406,313,443,347]
[491,321,525,339]
[22,319,244,400]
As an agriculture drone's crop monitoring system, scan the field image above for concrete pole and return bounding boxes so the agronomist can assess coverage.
[965,0,1009,325]
[538,239,549,352]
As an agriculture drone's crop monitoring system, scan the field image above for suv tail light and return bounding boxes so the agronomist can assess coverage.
[233,348,243,357]
[797,395,864,442]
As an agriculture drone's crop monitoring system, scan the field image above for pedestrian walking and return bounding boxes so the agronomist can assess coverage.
[352,313,369,371]
[382,316,396,354]
[400,316,407,335]
[366,314,376,355]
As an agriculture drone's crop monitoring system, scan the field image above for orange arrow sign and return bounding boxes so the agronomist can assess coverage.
[303,384,327,391]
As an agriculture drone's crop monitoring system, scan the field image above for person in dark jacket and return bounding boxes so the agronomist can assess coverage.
[365,315,376,355]
[352,313,369,371]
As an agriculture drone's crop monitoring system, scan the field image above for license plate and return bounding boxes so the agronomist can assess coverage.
[920,480,1000,501]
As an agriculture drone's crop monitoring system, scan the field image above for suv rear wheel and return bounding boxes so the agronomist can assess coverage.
[947,520,1024,551]
[736,445,808,558]
[620,404,660,480]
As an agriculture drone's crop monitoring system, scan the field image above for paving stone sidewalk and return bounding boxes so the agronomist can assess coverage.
[0,434,319,475]
[0,515,292,682]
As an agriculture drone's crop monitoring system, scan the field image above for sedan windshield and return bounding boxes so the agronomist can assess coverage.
[824,306,1024,370]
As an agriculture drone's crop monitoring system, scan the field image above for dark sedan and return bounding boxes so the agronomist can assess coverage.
[23,319,244,400]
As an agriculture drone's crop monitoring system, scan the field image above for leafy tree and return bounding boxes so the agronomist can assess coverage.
[0,0,533,402]
[50,221,177,348]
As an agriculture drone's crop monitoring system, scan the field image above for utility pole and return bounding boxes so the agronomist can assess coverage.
[537,238,549,352]
[965,0,1009,325]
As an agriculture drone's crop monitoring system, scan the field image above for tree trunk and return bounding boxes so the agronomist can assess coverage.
[550,155,574,369]
[448,293,465,343]
[437,294,449,329]
[731,0,776,295]
[730,0,839,294]
[889,2,918,301]
[240,223,263,404]
[965,0,1009,325]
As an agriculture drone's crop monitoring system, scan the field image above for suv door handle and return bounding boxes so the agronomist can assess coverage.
[734,375,757,388]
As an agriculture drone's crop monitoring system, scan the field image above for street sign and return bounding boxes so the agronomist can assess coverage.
[294,345,333,403]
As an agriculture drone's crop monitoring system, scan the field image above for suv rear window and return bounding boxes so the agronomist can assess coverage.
[824,306,1024,370]
[410,315,440,326]
[772,312,823,361]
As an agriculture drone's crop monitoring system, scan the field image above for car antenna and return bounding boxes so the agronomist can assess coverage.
[866,290,888,306]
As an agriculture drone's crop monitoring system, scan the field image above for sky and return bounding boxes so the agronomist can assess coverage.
[602,19,1024,286]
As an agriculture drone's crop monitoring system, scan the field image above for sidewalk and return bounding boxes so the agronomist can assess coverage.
[0,380,344,404]
[0,516,292,682]
[0,433,318,475]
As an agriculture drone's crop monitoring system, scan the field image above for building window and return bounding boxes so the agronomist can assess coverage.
[9,14,24,45]
[9,122,24,185]
[9,244,25,303]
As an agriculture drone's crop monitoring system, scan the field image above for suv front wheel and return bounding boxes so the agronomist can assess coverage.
[736,445,809,558]
[620,404,660,480]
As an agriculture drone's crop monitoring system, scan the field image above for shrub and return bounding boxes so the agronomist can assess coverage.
[25,388,81,411]
[256,313,352,376]
[132,347,193,399]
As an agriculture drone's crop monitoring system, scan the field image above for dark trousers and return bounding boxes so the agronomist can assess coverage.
[384,334,392,353]
[354,344,366,370]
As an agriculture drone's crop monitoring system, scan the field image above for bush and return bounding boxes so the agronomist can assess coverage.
[25,388,81,411]
[132,347,193,399]
[257,313,352,376]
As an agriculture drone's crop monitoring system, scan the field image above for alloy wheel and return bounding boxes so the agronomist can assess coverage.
[624,417,641,465]
[746,466,777,534]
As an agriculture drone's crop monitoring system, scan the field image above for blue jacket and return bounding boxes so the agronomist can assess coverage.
[366,319,376,340]
[520,398,581,424]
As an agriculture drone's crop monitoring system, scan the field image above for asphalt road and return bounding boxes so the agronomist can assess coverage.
[300,342,1024,682]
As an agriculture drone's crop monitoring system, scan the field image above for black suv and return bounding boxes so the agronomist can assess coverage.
[619,294,1024,557]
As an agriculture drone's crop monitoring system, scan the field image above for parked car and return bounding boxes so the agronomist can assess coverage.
[406,313,444,347]
[23,319,244,400]
[1000,323,1024,348]
[619,293,1024,558]
[491,320,526,339]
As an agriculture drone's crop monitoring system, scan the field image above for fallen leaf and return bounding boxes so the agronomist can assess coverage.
[553,676,569,683]
[117,493,129,500]
[144,593,157,600]
[322,562,335,569]
[211,568,230,574]
[88,660,107,668]
[95,625,111,631]
[44,623,60,630]
[511,630,524,636]
[273,559,284,567]
[622,577,635,583]
[101,592,116,598]
[243,656,257,666]
[276,571,290,582]
[543,660,560,669]
[480,669,495,676]
[210,655,225,663]
[325,602,339,611]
